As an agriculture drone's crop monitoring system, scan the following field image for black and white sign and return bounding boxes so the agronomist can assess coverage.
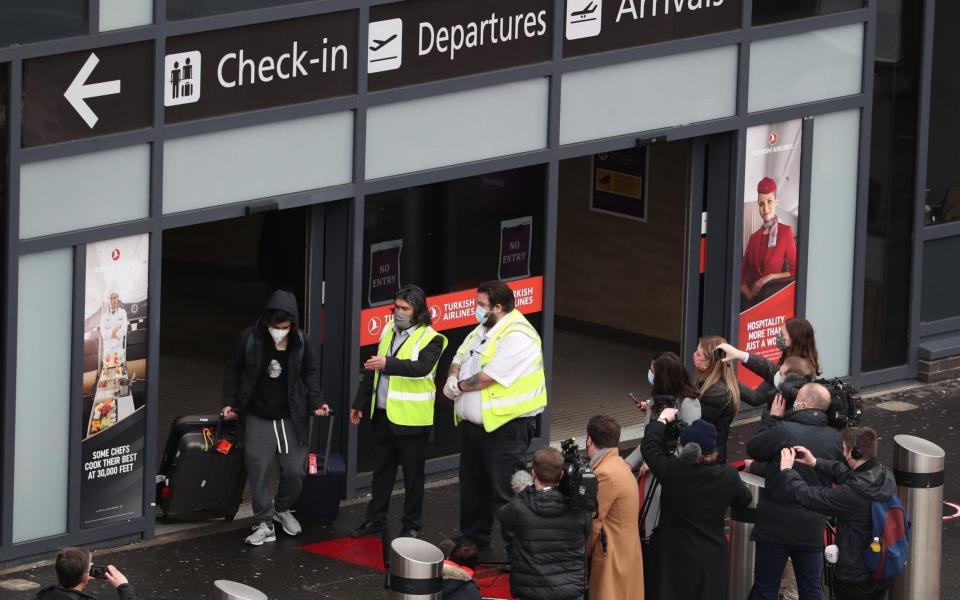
[563,0,742,56]
[368,0,553,91]
[22,42,153,147]
[165,11,357,122]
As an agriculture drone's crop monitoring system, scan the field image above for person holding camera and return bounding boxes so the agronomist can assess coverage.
[641,410,752,600]
[36,547,139,600]
[585,415,644,600]
[497,447,591,600]
[692,336,739,464]
[745,383,844,600]
[777,427,898,600]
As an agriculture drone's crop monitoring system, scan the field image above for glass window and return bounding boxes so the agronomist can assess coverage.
[20,145,151,239]
[752,0,864,26]
[862,0,922,371]
[748,24,863,113]
[100,0,153,31]
[359,165,547,468]
[366,78,549,180]
[163,112,353,214]
[14,249,73,543]
[925,0,960,224]
[560,46,738,145]
[167,0,307,20]
[806,109,861,379]
[921,237,960,322]
[0,1,87,48]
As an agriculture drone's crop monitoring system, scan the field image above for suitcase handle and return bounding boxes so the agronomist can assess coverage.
[308,414,336,476]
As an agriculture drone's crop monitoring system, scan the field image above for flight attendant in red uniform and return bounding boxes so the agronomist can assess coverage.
[740,177,797,308]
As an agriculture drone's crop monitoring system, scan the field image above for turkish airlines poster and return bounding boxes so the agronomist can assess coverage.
[738,120,802,387]
[81,234,149,529]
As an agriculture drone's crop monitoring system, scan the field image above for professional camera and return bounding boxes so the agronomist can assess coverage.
[650,395,686,447]
[559,438,598,515]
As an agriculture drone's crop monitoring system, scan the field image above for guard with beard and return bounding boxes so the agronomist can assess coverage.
[349,285,447,539]
[444,280,547,550]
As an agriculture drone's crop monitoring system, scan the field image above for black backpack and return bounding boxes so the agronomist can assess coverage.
[814,377,863,429]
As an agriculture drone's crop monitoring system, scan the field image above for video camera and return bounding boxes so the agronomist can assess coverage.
[559,438,598,515]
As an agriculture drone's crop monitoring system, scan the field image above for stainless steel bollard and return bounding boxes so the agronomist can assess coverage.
[891,435,945,600]
[388,537,444,600]
[213,580,268,600]
[728,471,764,600]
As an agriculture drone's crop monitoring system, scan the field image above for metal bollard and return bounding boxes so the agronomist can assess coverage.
[388,537,444,600]
[728,471,764,600]
[213,580,268,600]
[891,435,945,600]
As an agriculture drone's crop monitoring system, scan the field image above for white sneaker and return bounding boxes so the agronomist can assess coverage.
[273,509,302,536]
[245,522,276,546]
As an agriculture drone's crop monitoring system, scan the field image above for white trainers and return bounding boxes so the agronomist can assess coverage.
[245,522,276,546]
[273,509,302,536]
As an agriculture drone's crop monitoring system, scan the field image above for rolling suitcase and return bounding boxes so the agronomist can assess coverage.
[292,414,344,524]
[157,414,247,521]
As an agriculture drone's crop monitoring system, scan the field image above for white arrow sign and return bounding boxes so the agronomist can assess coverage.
[64,53,121,129]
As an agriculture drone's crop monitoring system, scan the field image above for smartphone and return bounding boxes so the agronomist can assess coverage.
[627,392,645,409]
[713,347,727,361]
[89,565,108,579]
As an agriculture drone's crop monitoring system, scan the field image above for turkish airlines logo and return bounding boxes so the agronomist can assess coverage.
[430,305,441,321]
[111,248,121,261]
[768,132,778,145]
[367,316,383,337]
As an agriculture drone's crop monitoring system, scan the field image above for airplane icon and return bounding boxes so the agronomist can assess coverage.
[565,0,603,40]
[370,34,398,52]
[572,2,597,18]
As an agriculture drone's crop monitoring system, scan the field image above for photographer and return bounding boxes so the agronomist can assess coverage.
[497,447,590,600]
[641,411,752,600]
[745,384,844,600]
[36,547,139,600]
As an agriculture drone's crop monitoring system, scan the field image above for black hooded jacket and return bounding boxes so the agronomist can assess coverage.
[223,290,324,444]
[698,382,736,464]
[738,354,809,410]
[746,408,844,548]
[775,458,898,583]
[496,486,590,600]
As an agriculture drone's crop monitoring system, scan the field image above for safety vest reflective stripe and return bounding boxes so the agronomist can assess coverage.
[389,390,436,402]
[481,385,547,410]
[371,324,448,427]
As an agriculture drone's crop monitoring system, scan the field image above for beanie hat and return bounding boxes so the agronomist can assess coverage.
[679,419,717,454]
[757,177,777,195]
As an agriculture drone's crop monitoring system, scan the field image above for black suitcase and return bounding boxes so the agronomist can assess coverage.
[292,414,344,524]
[157,415,247,521]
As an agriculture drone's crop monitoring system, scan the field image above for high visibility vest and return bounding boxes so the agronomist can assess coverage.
[371,324,447,427]
[455,310,547,432]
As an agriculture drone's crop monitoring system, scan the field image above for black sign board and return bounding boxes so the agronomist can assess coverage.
[22,42,153,147]
[368,0,553,92]
[165,11,357,123]
[562,0,742,57]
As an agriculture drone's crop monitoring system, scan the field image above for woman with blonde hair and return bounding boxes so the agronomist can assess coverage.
[692,336,740,464]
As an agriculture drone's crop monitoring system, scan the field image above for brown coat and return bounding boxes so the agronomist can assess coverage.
[588,450,644,600]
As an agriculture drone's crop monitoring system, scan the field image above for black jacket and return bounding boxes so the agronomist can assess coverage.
[351,327,445,436]
[642,421,753,600]
[698,382,736,464]
[223,290,323,444]
[36,583,139,600]
[775,458,897,584]
[441,562,482,600]
[739,354,810,410]
[496,486,590,600]
[746,408,844,548]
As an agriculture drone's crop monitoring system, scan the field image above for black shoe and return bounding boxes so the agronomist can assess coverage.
[351,520,384,538]
[400,528,421,539]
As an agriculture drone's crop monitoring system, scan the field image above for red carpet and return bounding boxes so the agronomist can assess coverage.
[300,536,515,599]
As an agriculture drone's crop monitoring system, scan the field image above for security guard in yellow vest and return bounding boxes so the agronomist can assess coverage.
[443,280,547,550]
[350,285,448,539]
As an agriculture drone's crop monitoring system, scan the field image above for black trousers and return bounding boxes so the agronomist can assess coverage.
[459,417,537,546]
[365,410,429,532]
[832,578,890,600]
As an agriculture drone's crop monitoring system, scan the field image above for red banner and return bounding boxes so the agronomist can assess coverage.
[359,276,544,346]
[737,283,795,388]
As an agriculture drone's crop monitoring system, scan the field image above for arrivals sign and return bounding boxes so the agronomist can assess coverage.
[563,0,742,57]
[165,10,357,122]
[368,0,553,91]
[360,276,544,346]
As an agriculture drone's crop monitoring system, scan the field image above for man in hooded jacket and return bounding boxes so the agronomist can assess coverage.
[223,290,330,546]
[777,427,898,600]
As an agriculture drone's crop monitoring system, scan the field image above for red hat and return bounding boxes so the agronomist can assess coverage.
[757,177,777,195]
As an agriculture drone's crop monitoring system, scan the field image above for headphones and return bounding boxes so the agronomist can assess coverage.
[850,429,863,460]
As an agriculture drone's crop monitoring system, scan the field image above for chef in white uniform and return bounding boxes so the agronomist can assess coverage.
[99,291,128,362]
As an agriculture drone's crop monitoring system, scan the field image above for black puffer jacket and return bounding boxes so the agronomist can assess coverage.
[36,583,139,600]
[496,487,591,600]
[775,458,897,583]
[223,290,324,445]
[746,409,844,548]
[698,382,736,464]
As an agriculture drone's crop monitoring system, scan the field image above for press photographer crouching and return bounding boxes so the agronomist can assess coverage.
[497,447,591,600]
[36,547,139,600]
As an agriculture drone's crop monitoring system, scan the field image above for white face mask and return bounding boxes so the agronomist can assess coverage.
[268,327,290,344]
